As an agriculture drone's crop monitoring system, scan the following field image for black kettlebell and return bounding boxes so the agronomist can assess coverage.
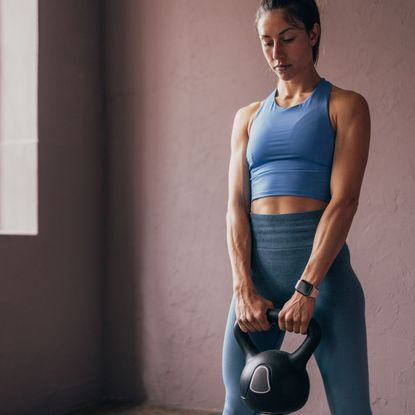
[233,308,321,414]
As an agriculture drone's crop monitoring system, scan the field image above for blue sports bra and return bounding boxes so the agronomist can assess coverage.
[246,77,336,202]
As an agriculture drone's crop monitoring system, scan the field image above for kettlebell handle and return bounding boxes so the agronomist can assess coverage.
[233,308,321,370]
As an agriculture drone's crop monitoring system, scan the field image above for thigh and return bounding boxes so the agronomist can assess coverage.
[222,293,285,415]
[313,266,372,415]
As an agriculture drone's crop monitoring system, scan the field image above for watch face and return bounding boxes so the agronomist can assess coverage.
[298,280,313,295]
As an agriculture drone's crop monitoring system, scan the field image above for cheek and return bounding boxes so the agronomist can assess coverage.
[292,43,309,58]
[262,48,273,62]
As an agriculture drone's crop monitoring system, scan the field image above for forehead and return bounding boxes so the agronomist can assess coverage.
[257,10,303,37]
[259,27,296,38]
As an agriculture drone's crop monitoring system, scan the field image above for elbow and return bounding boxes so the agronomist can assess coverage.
[226,209,234,225]
[226,210,231,227]
[330,196,359,214]
[226,204,249,225]
[227,198,249,216]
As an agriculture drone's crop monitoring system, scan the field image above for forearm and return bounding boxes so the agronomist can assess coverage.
[300,200,358,287]
[226,208,255,295]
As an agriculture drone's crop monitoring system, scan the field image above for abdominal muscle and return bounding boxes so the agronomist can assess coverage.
[250,195,329,215]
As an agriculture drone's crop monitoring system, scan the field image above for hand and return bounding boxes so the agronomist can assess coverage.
[278,290,315,334]
[235,290,275,333]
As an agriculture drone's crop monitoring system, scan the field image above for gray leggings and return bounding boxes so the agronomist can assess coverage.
[222,209,372,414]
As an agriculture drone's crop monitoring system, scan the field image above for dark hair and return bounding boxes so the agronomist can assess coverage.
[254,0,321,66]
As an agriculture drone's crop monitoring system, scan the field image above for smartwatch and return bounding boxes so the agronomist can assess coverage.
[295,279,319,298]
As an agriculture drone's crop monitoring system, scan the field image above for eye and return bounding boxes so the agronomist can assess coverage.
[262,38,295,47]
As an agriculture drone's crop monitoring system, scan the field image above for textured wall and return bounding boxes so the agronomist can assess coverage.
[105,0,415,414]
[0,1,105,413]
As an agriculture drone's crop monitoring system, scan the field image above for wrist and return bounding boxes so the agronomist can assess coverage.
[233,278,255,296]
[293,290,315,301]
[295,278,319,299]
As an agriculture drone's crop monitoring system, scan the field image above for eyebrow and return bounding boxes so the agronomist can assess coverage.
[259,27,294,38]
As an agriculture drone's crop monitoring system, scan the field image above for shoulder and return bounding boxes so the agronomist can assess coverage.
[330,83,369,108]
[246,100,263,137]
[228,101,261,151]
[231,100,263,138]
[329,83,370,129]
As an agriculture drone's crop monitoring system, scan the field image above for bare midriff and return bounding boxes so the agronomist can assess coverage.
[250,195,329,215]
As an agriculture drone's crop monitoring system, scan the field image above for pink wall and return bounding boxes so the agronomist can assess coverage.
[2,0,413,414]
[104,1,415,413]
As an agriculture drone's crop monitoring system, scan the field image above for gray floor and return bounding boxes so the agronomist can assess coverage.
[69,402,221,415]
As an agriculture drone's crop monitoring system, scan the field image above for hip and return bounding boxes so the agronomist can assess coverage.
[249,209,365,307]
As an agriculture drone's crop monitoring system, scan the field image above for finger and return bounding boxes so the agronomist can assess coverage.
[257,311,271,331]
[266,301,275,313]
[258,316,272,331]
[238,321,254,333]
[278,312,286,331]
[253,315,269,332]
[244,317,258,333]
[236,310,256,333]
[300,320,309,335]
[237,313,255,333]
[285,315,294,332]
[237,321,247,333]
[293,320,301,334]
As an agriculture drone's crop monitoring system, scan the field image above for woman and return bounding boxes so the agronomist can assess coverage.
[222,1,372,414]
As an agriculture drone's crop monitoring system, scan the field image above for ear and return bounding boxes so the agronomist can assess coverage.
[309,22,320,46]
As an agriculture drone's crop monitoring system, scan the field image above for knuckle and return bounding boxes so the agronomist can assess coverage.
[254,311,262,319]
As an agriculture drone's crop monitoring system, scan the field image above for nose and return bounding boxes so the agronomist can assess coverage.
[272,39,286,61]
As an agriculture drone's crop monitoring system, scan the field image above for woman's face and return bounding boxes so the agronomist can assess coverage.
[256,9,319,80]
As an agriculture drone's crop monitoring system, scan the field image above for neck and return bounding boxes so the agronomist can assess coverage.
[277,72,321,99]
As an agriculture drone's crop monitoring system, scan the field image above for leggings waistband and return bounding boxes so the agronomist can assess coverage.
[249,208,325,250]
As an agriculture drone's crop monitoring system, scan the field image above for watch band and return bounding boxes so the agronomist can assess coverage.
[295,279,319,298]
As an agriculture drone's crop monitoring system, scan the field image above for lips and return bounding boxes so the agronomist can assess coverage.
[275,65,292,73]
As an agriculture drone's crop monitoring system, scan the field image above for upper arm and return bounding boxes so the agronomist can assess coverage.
[330,91,371,207]
[227,104,257,213]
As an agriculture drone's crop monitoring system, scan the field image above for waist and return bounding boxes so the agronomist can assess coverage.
[249,208,326,250]
[250,195,329,214]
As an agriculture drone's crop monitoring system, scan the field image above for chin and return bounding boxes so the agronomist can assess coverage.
[276,73,293,80]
